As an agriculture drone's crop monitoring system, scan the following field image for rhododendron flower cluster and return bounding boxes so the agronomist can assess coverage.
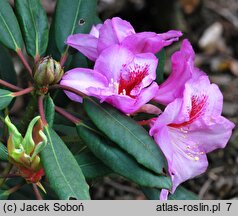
[62,17,182,114]
[61,17,235,200]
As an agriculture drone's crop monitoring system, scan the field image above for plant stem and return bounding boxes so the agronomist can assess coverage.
[0,163,13,188]
[19,96,38,134]
[16,49,32,76]
[0,174,20,178]
[8,183,24,195]
[50,84,87,98]
[60,48,69,66]
[38,95,47,126]
[35,54,40,63]
[12,87,34,97]
[32,184,43,200]
[55,106,81,124]
[0,79,22,91]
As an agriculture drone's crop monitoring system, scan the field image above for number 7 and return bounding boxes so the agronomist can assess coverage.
[226,203,232,211]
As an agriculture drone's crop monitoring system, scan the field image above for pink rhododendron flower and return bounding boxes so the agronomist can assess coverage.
[150,75,235,200]
[66,17,182,61]
[61,44,158,114]
[154,39,204,105]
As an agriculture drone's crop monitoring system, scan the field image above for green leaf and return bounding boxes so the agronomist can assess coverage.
[0,44,17,85]
[43,95,55,127]
[0,142,8,161]
[15,0,49,58]
[75,150,112,179]
[46,26,61,61]
[53,0,97,54]
[83,98,168,175]
[156,49,166,84]
[77,125,172,189]
[53,124,86,154]
[70,52,90,69]
[0,0,24,51]
[0,89,14,110]
[141,186,199,200]
[169,187,199,200]
[0,190,10,200]
[54,124,78,136]
[41,126,90,200]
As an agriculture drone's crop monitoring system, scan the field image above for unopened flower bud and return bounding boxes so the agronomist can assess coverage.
[33,56,64,86]
[5,116,47,184]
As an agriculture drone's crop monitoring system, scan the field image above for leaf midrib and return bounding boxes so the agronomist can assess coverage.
[0,93,12,98]
[0,10,19,50]
[91,101,164,166]
[80,127,170,189]
[63,0,81,54]
[46,127,77,199]
[27,0,39,56]
[79,161,102,168]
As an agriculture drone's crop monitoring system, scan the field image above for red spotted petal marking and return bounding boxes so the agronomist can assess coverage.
[169,94,208,128]
[118,64,149,97]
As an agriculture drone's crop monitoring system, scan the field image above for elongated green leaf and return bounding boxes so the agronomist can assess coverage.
[0,190,9,200]
[77,125,172,189]
[54,125,78,136]
[0,142,8,161]
[83,98,168,175]
[169,187,198,200]
[70,52,90,69]
[46,25,61,60]
[41,126,90,200]
[52,0,97,54]
[53,124,86,154]
[0,0,23,51]
[75,150,112,179]
[0,44,17,85]
[15,0,49,58]
[156,49,166,84]
[43,95,55,127]
[0,89,14,110]
[141,186,199,200]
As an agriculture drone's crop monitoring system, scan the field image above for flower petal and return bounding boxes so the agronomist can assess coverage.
[60,68,108,103]
[157,30,183,41]
[186,116,235,153]
[154,39,204,105]
[167,127,208,193]
[97,17,135,52]
[160,189,169,200]
[66,34,98,61]
[149,98,186,135]
[150,72,235,198]
[135,104,162,115]
[152,125,208,194]
[132,82,159,112]
[89,23,102,38]
[100,82,158,114]
[94,44,134,81]
[125,52,158,96]
[121,30,182,54]
[183,75,223,117]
